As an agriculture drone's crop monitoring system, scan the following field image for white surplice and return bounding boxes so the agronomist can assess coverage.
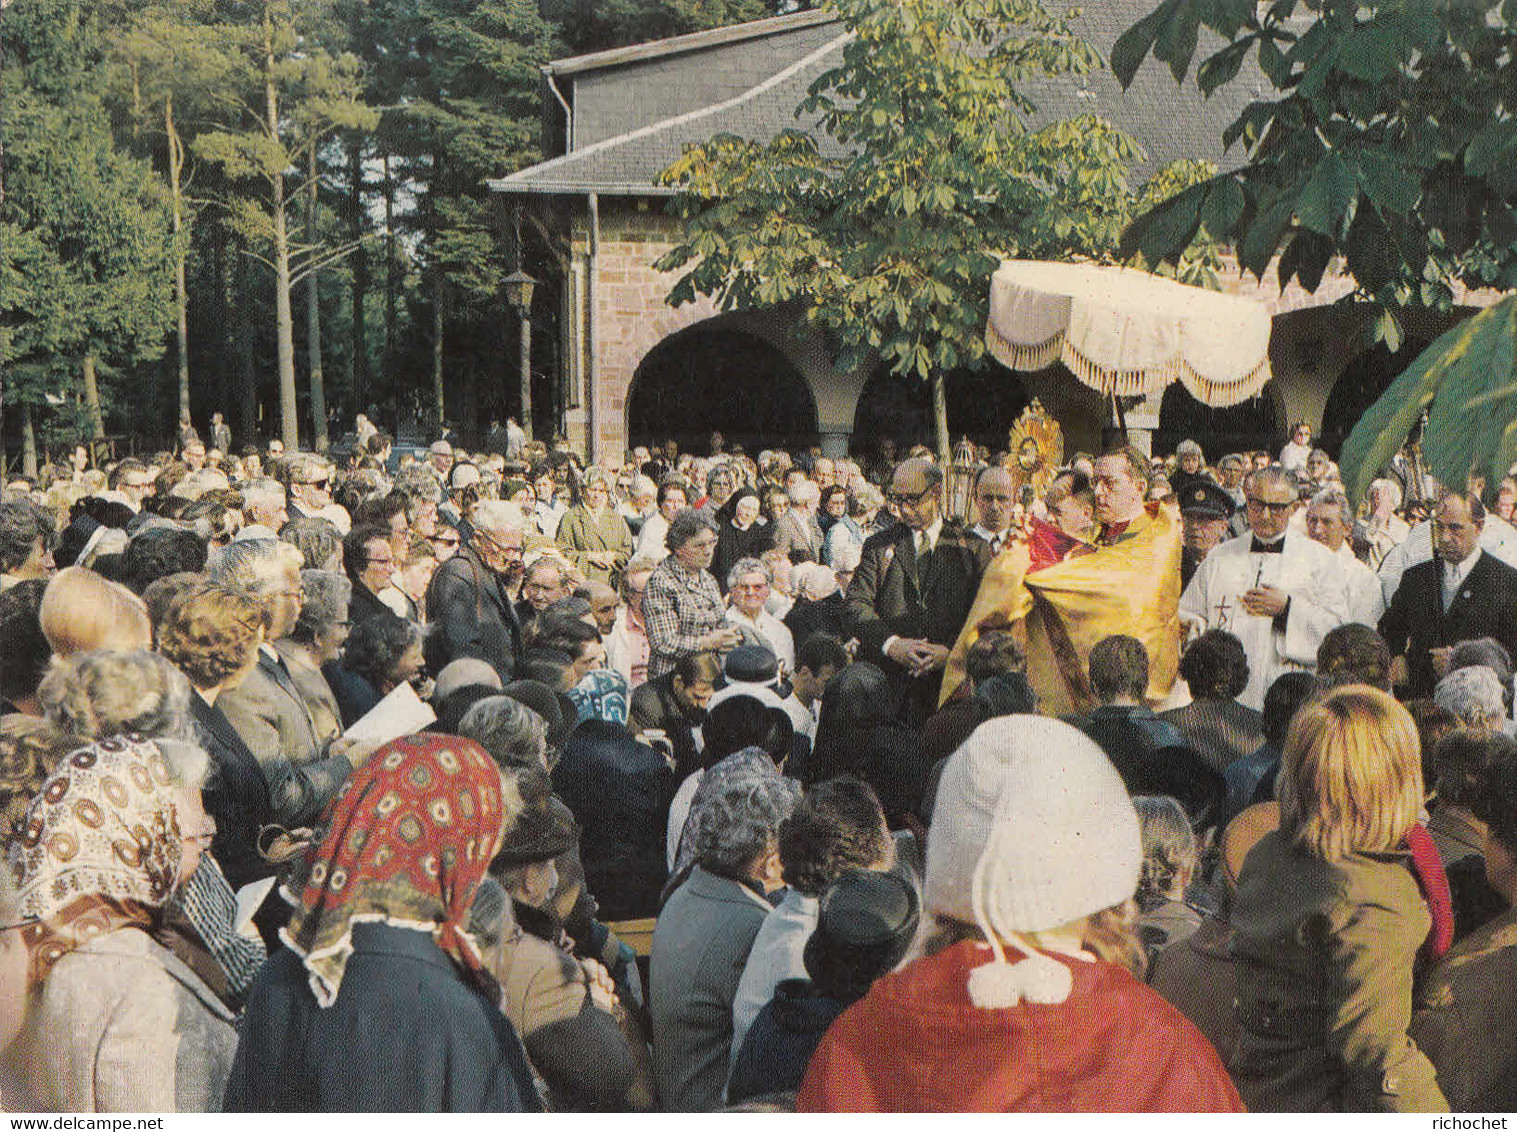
[1180,531,1352,711]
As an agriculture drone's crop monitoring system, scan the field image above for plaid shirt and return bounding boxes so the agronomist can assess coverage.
[644,555,725,679]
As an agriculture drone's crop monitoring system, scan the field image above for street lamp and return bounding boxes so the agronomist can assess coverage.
[503,268,537,440]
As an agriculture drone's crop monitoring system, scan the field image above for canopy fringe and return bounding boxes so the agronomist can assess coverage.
[985,320,1272,408]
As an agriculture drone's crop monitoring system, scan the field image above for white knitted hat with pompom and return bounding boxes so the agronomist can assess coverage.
[924,715,1142,1008]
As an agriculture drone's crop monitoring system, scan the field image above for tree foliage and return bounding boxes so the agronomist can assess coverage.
[1112,0,1517,349]
[1,0,178,427]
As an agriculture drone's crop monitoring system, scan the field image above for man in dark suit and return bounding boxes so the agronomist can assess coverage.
[1381,490,1517,698]
[845,457,990,725]
[425,500,525,684]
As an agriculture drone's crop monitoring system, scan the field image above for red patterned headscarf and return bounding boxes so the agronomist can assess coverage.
[9,736,183,985]
[280,734,507,1008]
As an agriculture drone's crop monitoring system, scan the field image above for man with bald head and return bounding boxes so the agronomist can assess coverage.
[970,466,1016,555]
[845,457,990,724]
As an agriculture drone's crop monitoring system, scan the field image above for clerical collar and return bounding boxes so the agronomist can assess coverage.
[1250,533,1287,553]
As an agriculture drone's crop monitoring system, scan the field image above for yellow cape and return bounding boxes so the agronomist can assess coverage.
[941,505,1183,716]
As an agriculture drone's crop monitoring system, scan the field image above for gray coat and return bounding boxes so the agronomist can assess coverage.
[649,866,772,1112]
[11,928,237,1112]
[216,649,353,829]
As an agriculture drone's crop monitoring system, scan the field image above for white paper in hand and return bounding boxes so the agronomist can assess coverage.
[342,681,437,746]
[234,876,277,938]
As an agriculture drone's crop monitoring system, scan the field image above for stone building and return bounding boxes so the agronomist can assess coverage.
[491,7,1492,464]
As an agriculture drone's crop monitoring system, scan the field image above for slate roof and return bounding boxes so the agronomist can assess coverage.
[489,2,1274,198]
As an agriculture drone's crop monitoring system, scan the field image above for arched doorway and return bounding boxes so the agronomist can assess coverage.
[850,365,1028,456]
[626,324,819,454]
[1317,338,1433,461]
[1155,383,1285,461]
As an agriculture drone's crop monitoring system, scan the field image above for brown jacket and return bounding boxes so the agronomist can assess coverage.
[1412,905,1517,1111]
[1228,830,1448,1112]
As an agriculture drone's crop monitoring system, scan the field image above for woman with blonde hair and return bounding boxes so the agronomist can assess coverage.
[797,717,1242,1112]
[39,566,151,658]
[156,583,277,891]
[1229,684,1448,1111]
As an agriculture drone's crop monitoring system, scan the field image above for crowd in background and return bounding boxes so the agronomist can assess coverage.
[0,413,1514,1113]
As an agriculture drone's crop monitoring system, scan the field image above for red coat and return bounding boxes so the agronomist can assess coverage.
[796,940,1246,1112]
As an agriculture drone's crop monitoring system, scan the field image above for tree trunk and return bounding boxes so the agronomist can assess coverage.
[431,276,445,436]
[225,230,256,444]
[931,371,950,467]
[348,138,369,415]
[81,354,106,455]
[307,142,328,452]
[381,151,397,431]
[166,92,191,429]
[266,13,298,450]
[21,403,37,479]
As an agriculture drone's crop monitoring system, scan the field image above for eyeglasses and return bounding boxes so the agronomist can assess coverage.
[302,478,330,490]
[429,534,460,547]
[1245,496,1294,515]
[888,486,935,507]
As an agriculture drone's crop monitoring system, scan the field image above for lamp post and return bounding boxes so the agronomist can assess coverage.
[503,269,537,440]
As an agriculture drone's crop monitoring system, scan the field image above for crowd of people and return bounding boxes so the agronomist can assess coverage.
[0,414,1515,1113]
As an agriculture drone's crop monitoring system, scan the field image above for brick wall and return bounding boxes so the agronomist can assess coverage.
[577,202,722,459]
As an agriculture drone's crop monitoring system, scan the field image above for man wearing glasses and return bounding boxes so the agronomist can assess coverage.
[425,499,527,683]
[1180,466,1351,710]
[845,457,989,725]
[285,454,333,522]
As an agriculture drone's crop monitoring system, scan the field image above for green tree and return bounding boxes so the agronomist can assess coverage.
[194,0,376,449]
[656,0,1162,460]
[1,0,178,468]
[543,0,790,54]
[107,0,238,430]
[347,0,559,434]
[1111,0,1517,351]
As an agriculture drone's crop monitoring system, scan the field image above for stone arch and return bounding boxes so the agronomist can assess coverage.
[625,319,820,453]
[1155,381,1286,460]
[850,364,1029,456]
[1316,337,1434,461]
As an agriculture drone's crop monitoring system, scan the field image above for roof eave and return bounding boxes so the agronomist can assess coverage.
[543,9,840,77]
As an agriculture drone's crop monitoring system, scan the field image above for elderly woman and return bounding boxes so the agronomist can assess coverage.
[1229,686,1448,1111]
[7,736,238,1111]
[39,565,151,658]
[211,540,375,829]
[1434,665,1508,733]
[712,488,772,592]
[557,467,634,588]
[643,509,742,681]
[798,718,1242,1112]
[36,649,268,995]
[327,611,425,726]
[273,569,351,743]
[156,582,278,891]
[224,735,541,1112]
[278,515,344,573]
[650,756,802,1111]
